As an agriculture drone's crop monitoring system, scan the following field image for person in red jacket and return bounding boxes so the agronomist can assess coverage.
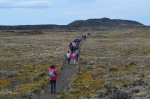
[47,65,58,94]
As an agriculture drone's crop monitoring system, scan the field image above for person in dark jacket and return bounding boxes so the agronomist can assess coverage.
[47,65,58,94]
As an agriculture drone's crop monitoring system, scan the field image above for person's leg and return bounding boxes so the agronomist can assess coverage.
[76,54,78,60]
[50,80,54,94]
[67,58,69,64]
[73,58,76,64]
[78,54,80,60]
[53,80,56,92]
[68,58,70,64]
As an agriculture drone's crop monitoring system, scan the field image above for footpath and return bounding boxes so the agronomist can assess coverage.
[36,64,77,99]
[35,35,88,99]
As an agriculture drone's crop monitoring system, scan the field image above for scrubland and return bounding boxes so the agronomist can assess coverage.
[0,28,150,99]
[0,30,81,98]
[58,28,150,99]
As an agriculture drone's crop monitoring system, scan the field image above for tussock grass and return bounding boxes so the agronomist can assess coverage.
[0,79,11,88]
[0,30,81,98]
[1,28,150,98]
[58,28,150,98]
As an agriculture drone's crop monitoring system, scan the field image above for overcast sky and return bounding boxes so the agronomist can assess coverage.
[0,0,150,26]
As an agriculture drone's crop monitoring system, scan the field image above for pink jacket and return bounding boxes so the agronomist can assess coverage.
[48,67,58,81]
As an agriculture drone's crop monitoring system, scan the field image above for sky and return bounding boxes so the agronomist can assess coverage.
[0,0,150,26]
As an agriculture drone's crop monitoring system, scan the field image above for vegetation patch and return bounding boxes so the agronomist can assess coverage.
[1,28,150,99]
[115,78,132,88]
[0,79,11,88]
[58,71,105,98]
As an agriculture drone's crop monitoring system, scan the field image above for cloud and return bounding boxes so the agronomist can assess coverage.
[0,0,52,8]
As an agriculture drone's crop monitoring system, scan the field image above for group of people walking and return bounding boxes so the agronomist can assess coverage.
[47,33,90,94]
[66,37,82,64]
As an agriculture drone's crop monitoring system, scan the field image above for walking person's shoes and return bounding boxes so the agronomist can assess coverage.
[54,90,56,93]
[49,90,53,94]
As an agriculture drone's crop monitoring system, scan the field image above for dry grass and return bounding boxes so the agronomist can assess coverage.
[1,28,150,99]
[0,30,81,98]
[58,28,150,99]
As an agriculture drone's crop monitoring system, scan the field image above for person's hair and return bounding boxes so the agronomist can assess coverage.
[50,65,55,68]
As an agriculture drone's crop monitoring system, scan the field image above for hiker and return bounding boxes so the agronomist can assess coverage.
[88,33,91,37]
[69,42,74,53]
[82,35,84,39]
[66,51,71,64]
[84,35,86,40]
[74,38,80,44]
[47,65,58,94]
[71,41,77,52]
[75,49,80,60]
[70,52,77,64]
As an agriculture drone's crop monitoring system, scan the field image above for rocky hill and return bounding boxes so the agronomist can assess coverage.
[0,18,146,30]
[68,18,145,28]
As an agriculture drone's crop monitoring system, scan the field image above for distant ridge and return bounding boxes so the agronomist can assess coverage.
[0,18,146,30]
[68,18,144,27]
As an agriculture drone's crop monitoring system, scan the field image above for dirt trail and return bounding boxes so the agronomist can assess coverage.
[36,38,86,99]
[36,64,77,99]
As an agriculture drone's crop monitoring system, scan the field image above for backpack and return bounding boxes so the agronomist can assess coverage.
[66,53,71,58]
[75,50,79,55]
[49,69,55,78]
[72,42,77,48]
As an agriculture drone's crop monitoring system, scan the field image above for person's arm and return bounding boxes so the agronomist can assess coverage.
[55,69,59,78]
[47,68,50,82]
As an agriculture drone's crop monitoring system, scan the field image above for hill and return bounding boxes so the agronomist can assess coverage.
[68,18,145,28]
[0,18,146,30]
